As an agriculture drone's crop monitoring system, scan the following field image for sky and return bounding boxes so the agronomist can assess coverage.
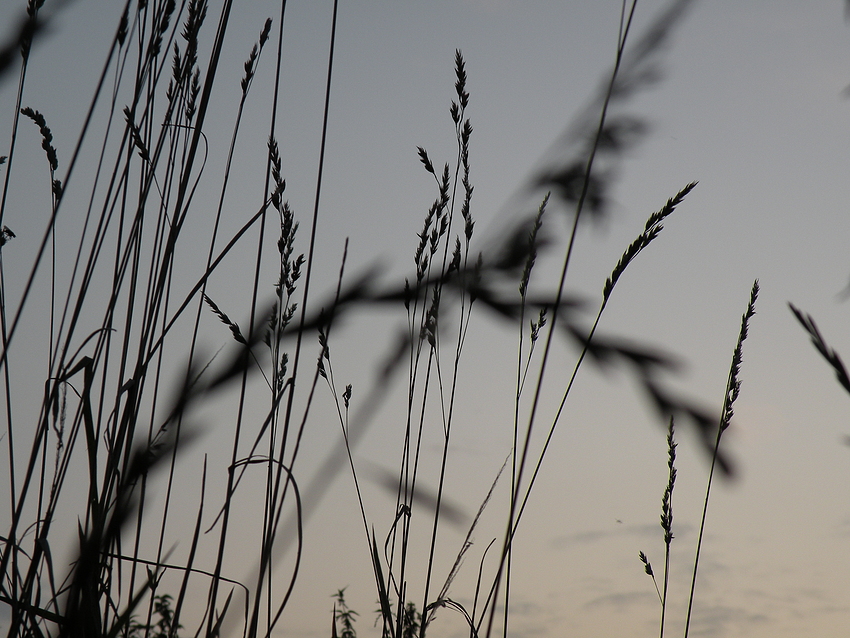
[2,1,850,638]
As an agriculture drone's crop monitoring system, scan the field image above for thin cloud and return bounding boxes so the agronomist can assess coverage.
[584,590,656,609]
[549,522,694,548]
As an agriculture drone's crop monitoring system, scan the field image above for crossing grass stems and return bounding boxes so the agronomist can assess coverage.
[0,1,764,637]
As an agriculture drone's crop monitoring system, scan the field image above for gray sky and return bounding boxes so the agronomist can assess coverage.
[2,1,850,638]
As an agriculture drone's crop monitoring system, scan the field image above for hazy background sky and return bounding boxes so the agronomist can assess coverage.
[2,1,850,638]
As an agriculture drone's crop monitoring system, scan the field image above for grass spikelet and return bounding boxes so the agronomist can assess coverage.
[149,0,177,59]
[519,193,549,297]
[661,420,676,545]
[240,18,273,96]
[530,308,546,345]
[453,49,469,110]
[177,0,206,83]
[259,17,273,47]
[172,42,182,84]
[722,280,759,431]
[684,279,759,638]
[19,0,44,60]
[659,416,676,636]
[123,107,150,162]
[638,551,662,604]
[318,322,330,361]
[203,294,247,345]
[181,0,206,46]
[275,200,302,297]
[20,106,58,171]
[604,181,696,301]
[639,419,676,636]
[159,0,176,37]
[789,303,850,396]
[418,146,435,174]
[186,68,201,122]
[268,134,286,208]
[448,237,462,274]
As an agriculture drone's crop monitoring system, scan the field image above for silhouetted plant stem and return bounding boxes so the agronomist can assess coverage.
[684,279,758,638]
[659,417,676,638]
[483,5,646,631]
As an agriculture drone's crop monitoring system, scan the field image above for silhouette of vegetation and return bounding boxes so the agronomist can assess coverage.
[0,1,771,637]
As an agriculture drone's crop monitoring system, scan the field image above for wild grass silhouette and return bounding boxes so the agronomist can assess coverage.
[0,2,761,637]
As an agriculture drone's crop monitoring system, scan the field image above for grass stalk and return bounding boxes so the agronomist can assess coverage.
[683,279,758,638]
[0,2,766,637]
[484,4,642,632]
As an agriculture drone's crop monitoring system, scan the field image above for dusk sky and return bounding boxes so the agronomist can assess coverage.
[2,2,850,638]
